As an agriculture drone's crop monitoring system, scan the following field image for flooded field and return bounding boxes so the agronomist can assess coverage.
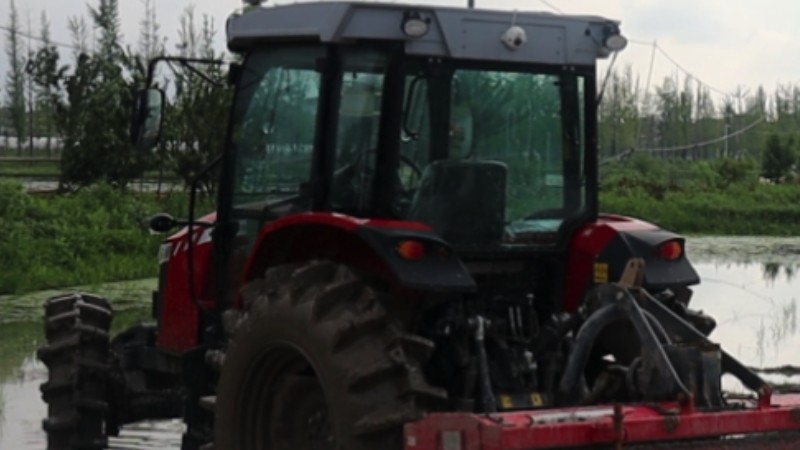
[0,280,183,449]
[687,237,800,391]
[0,236,798,449]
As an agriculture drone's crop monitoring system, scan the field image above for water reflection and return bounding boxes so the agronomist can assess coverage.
[687,236,800,268]
[0,322,44,447]
[0,310,183,450]
[689,236,800,374]
[761,262,799,283]
[0,357,47,448]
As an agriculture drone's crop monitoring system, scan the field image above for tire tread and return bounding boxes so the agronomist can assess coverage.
[214,261,443,450]
[37,292,112,450]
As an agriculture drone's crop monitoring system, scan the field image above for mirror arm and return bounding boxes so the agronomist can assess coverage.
[178,60,225,87]
[145,56,227,88]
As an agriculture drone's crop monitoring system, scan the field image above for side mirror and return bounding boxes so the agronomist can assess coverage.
[148,212,178,233]
[147,212,215,234]
[131,88,165,151]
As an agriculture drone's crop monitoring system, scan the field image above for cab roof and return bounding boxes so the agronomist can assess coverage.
[226,2,622,66]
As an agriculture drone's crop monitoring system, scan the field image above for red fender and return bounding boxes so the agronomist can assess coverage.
[563,214,658,312]
[238,212,475,307]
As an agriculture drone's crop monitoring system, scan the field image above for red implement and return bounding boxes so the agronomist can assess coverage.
[405,394,800,449]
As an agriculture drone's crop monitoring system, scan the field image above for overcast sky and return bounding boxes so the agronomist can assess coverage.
[2,0,800,103]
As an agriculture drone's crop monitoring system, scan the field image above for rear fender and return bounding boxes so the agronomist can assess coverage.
[564,214,699,312]
[598,229,699,290]
[240,213,475,302]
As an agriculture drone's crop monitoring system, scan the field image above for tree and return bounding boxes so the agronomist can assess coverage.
[138,0,166,61]
[693,84,718,157]
[761,133,795,182]
[4,0,27,153]
[163,6,231,192]
[598,65,640,157]
[34,11,57,154]
[56,0,152,189]
[90,0,122,57]
[28,15,66,156]
[67,15,90,59]
[25,11,35,155]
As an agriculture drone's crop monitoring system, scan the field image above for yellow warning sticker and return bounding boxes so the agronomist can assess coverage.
[530,393,544,407]
[594,263,609,283]
[500,395,514,409]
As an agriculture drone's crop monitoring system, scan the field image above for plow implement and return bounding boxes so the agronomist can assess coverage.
[407,395,800,449]
[407,260,800,449]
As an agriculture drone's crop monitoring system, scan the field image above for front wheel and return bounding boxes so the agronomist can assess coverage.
[37,293,113,450]
[213,261,445,450]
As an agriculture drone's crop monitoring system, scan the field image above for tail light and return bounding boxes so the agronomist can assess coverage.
[396,240,426,261]
[659,240,683,261]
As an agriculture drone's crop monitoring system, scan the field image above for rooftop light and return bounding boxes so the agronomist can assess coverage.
[402,10,430,38]
[603,25,628,52]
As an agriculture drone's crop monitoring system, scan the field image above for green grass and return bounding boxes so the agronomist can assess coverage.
[601,184,800,235]
[0,181,211,295]
[0,159,60,177]
[0,146,61,157]
[0,155,181,182]
[600,155,800,235]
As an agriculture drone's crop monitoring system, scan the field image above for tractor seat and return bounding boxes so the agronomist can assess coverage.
[408,160,507,246]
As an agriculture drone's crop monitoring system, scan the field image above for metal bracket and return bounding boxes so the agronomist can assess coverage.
[617,257,645,288]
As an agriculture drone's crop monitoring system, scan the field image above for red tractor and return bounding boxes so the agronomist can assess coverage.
[38,2,800,449]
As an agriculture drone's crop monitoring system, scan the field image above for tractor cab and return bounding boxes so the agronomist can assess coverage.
[218,3,622,254]
[129,1,640,341]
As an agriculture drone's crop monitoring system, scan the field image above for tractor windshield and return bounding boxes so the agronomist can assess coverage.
[227,45,590,248]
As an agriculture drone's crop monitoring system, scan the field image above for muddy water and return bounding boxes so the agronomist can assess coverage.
[0,282,183,449]
[687,237,800,390]
[0,237,798,449]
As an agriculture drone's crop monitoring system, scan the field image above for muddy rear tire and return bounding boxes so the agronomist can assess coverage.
[37,293,113,450]
[213,261,445,450]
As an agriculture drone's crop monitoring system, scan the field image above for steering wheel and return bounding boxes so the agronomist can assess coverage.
[329,151,423,214]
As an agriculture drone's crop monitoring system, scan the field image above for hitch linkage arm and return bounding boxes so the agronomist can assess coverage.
[635,288,769,394]
[559,282,769,407]
[558,286,691,404]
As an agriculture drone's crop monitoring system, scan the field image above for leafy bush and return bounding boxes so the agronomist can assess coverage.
[601,182,800,235]
[0,181,210,294]
[762,133,796,182]
[705,157,758,188]
[600,153,800,235]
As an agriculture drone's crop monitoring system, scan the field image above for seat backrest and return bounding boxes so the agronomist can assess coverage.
[408,160,507,245]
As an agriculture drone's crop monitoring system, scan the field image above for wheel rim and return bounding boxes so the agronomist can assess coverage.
[236,344,337,450]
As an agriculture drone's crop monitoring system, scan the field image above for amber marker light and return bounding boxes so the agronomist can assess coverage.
[659,240,683,261]
[396,240,426,261]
